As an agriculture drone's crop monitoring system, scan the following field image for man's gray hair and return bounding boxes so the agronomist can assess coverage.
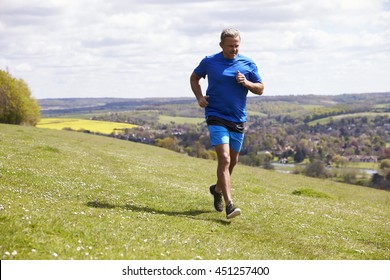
[220,28,241,42]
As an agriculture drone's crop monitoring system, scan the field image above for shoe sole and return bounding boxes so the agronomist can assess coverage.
[227,208,241,219]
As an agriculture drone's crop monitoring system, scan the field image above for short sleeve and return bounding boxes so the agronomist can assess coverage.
[193,57,208,79]
[249,63,262,83]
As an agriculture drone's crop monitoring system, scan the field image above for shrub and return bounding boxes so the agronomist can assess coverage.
[341,169,358,184]
[0,69,40,125]
[305,160,328,178]
[380,159,390,170]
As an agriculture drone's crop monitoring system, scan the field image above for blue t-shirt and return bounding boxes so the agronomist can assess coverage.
[194,52,262,123]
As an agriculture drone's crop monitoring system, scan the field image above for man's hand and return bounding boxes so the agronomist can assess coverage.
[190,71,210,107]
[236,70,246,85]
[197,96,209,108]
[236,70,264,95]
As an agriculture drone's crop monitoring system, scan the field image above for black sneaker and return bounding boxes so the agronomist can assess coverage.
[209,184,223,212]
[226,201,241,219]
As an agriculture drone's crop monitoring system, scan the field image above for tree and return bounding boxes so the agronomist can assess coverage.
[0,69,40,125]
[380,159,390,170]
[332,154,348,168]
[305,159,328,178]
[155,137,181,153]
[294,147,305,163]
[379,159,390,184]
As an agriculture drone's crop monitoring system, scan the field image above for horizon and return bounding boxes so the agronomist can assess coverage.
[36,91,390,100]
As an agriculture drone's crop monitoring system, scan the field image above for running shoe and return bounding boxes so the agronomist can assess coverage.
[209,184,223,212]
[226,201,241,219]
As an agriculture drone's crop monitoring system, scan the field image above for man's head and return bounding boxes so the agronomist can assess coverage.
[220,28,241,59]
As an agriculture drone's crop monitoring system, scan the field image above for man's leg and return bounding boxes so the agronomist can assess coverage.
[214,143,232,204]
[215,145,241,219]
[214,141,241,202]
[229,148,240,175]
[207,126,242,218]
[210,130,244,219]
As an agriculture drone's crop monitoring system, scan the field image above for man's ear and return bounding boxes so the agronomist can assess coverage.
[219,42,222,48]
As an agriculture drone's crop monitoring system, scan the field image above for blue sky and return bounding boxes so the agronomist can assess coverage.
[1,0,389,99]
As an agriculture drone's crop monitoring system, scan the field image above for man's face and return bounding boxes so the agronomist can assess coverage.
[220,36,240,59]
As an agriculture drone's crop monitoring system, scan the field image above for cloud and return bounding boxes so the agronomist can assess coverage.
[0,0,389,99]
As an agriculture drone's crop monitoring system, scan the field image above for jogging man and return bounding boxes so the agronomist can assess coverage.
[190,28,264,219]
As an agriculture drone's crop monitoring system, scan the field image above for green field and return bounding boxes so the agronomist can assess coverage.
[0,123,389,260]
[307,112,390,126]
[247,111,268,118]
[37,118,138,134]
[158,115,205,125]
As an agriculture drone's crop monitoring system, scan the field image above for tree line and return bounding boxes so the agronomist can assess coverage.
[0,69,40,125]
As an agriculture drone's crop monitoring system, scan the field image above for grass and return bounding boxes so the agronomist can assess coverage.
[0,123,389,260]
[247,110,267,118]
[307,112,390,126]
[340,162,378,170]
[158,115,204,125]
[292,188,331,199]
[36,118,137,134]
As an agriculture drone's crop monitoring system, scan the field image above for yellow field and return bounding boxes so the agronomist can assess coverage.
[37,118,137,135]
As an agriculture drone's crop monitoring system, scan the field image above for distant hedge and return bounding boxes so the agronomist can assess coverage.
[0,69,40,125]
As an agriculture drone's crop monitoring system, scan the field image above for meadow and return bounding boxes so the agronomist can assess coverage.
[0,123,389,260]
[307,112,390,126]
[158,115,204,125]
[36,118,137,134]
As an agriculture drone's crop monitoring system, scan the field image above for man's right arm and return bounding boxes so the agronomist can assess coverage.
[190,72,208,108]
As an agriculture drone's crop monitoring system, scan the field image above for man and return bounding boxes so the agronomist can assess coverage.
[190,28,264,219]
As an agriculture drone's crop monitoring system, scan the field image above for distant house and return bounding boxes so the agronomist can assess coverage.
[279,157,288,164]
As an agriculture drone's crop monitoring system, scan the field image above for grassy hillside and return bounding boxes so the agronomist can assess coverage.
[0,124,389,260]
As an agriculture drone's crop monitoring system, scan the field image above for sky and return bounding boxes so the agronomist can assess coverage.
[1,0,390,99]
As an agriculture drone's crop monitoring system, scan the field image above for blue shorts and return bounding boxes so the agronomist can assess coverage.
[208,125,245,152]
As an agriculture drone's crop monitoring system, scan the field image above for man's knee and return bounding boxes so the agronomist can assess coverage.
[219,155,230,167]
[216,149,231,167]
[218,152,231,165]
